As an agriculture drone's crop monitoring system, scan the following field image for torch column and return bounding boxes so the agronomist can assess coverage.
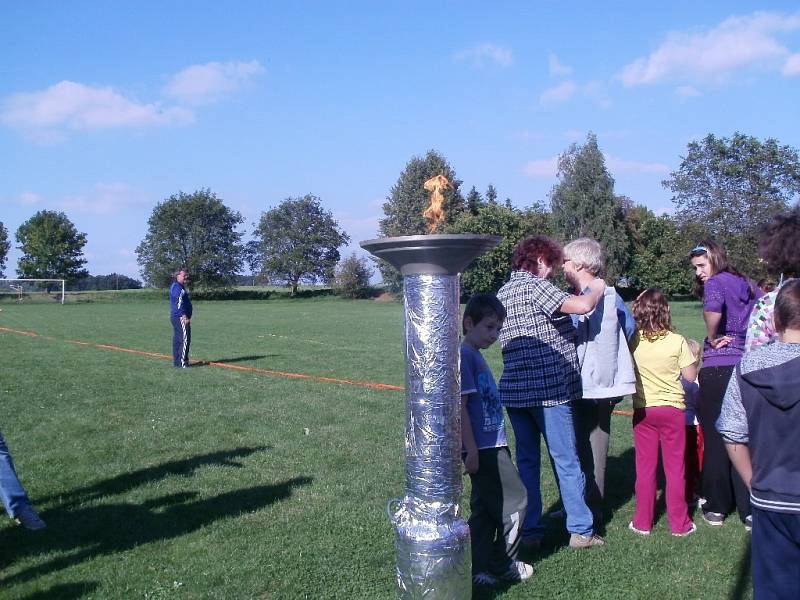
[361,234,501,599]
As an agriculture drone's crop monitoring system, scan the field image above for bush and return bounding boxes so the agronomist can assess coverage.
[332,254,374,299]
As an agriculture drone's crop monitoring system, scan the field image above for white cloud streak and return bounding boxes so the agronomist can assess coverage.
[619,11,800,86]
[165,60,265,105]
[548,53,573,76]
[455,43,513,68]
[539,81,578,105]
[0,81,193,142]
[783,53,800,75]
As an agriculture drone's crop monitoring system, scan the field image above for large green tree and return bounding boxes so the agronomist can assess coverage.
[15,210,88,284]
[0,221,9,278]
[448,202,551,296]
[253,194,349,295]
[625,207,693,296]
[664,133,800,278]
[378,150,466,289]
[549,133,630,280]
[136,189,244,289]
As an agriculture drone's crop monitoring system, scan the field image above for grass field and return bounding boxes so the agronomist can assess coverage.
[0,295,751,599]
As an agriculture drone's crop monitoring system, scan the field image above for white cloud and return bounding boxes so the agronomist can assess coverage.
[539,81,578,105]
[0,81,193,141]
[675,85,702,97]
[455,43,513,68]
[165,60,265,105]
[548,53,573,76]
[59,182,150,216]
[19,191,42,206]
[619,11,800,86]
[605,155,670,174]
[522,157,559,178]
[783,53,800,75]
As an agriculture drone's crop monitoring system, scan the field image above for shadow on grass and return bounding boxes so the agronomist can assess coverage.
[531,446,636,556]
[200,355,271,364]
[36,446,271,508]
[728,537,752,600]
[17,581,98,600]
[0,476,312,587]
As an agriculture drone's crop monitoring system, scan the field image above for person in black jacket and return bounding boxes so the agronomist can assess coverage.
[718,279,800,600]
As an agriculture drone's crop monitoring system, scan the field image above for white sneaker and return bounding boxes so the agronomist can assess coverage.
[628,521,651,536]
[497,560,534,582]
[672,522,697,537]
[569,533,605,548]
[744,515,753,533]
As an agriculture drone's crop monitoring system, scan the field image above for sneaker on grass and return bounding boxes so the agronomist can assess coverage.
[672,522,697,537]
[497,560,534,583]
[628,521,651,536]
[702,511,725,526]
[744,515,753,533]
[472,572,498,586]
[14,506,46,531]
[569,533,605,548]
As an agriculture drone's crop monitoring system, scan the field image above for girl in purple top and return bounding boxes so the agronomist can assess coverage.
[689,240,762,528]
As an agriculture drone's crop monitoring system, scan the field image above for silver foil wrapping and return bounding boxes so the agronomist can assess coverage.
[388,273,471,599]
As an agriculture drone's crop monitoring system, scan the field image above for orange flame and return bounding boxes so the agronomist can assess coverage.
[423,174,451,233]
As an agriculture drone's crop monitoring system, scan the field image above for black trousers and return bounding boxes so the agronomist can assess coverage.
[468,447,528,575]
[697,366,750,521]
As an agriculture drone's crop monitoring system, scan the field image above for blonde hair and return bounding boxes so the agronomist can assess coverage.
[563,238,605,276]
[686,338,702,364]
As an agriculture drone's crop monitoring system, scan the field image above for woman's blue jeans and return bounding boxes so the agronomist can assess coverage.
[507,403,594,538]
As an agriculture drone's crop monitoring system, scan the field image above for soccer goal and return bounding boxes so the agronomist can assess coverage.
[0,279,66,304]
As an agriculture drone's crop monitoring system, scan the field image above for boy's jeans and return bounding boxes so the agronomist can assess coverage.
[0,430,32,518]
[507,403,594,539]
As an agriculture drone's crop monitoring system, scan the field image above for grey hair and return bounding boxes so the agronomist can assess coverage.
[563,238,605,276]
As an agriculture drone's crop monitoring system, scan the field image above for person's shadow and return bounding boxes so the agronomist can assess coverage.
[0,445,311,588]
[0,477,312,586]
[34,446,271,509]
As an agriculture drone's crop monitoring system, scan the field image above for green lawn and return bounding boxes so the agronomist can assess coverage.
[0,295,751,599]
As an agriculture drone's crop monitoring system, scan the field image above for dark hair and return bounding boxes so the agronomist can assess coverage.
[774,279,800,333]
[689,239,745,298]
[758,205,800,278]
[632,288,673,341]
[511,236,563,274]
[463,293,506,334]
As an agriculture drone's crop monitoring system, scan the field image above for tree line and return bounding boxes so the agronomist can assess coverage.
[2,131,798,298]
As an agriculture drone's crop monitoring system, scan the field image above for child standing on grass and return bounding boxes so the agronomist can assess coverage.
[682,339,704,506]
[629,289,698,537]
[460,294,532,587]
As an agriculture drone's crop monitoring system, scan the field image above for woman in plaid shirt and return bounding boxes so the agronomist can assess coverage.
[497,236,606,549]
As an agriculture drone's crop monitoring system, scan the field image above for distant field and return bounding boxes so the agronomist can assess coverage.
[0,294,751,599]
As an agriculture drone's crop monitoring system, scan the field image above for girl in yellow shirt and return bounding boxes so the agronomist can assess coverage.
[629,289,698,536]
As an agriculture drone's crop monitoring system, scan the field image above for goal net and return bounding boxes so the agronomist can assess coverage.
[0,279,66,304]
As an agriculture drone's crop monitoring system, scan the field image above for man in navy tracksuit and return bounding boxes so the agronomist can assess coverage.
[718,280,800,600]
[170,269,193,368]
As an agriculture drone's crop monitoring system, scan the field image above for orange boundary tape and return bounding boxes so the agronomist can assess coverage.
[1,325,634,413]
[0,326,403,392]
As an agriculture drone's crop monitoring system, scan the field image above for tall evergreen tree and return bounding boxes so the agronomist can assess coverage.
[378,150,465,289]
[466,186,484,216]
[549,133,630,280]
[485,184,498,205]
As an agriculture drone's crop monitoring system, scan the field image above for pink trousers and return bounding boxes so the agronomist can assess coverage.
[632,406,693,534]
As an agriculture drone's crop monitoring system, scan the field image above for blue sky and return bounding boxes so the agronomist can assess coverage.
[2,1,799,279]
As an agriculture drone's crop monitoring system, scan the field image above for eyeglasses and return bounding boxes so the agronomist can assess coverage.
[690,245,708,254]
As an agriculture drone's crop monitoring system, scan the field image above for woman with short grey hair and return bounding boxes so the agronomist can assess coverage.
[562,238,636,524]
